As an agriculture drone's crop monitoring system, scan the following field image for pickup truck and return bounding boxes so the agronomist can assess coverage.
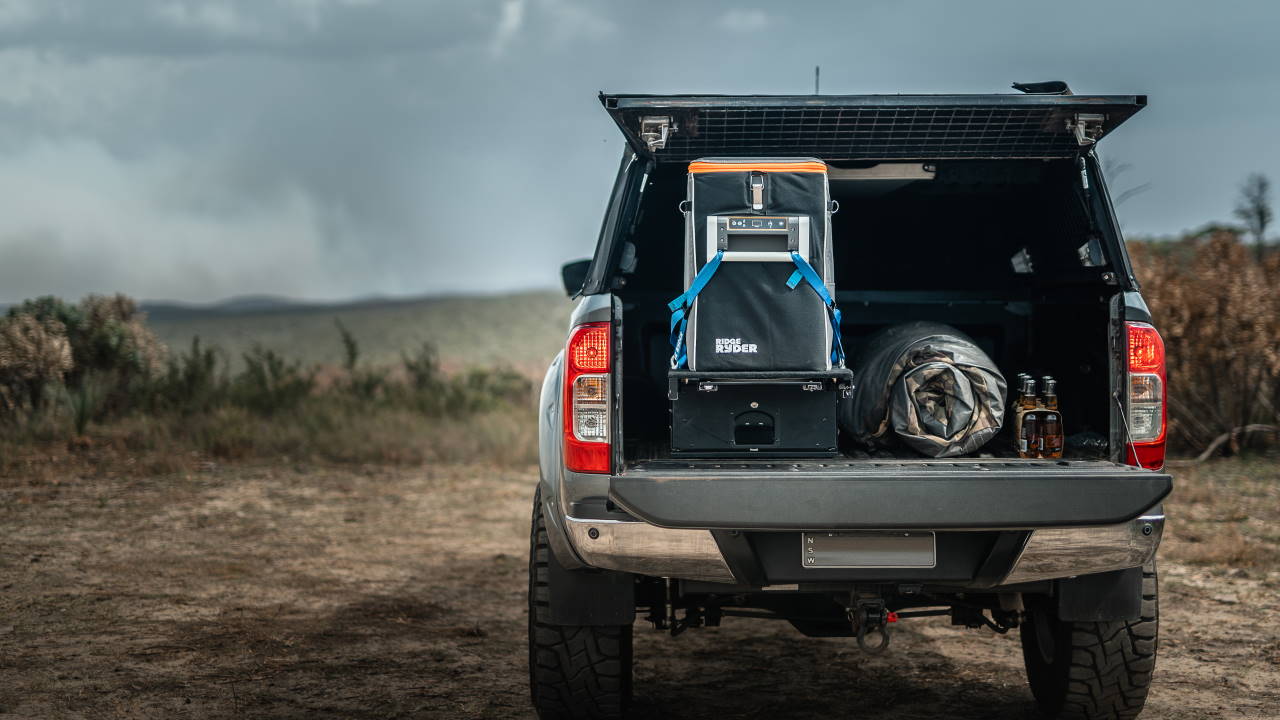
[531,89,1172,720]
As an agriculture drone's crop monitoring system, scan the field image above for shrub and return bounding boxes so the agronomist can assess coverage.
[447,366,534,414]
[0,314,73,413]
[66,370,110,435]
[148,337,231,414]
[402,342,443,393]
[5,294,168,422]
[232,345,316,416]
[11,294,165,387]
[396,341,531,416]
[1129,232,1280,454]
[334,319,386,401]
[0,294,539,469]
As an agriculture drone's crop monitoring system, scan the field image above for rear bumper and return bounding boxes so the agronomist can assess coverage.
[559,459,1170,586]
[609,459,1172,530]
[1002,512,1164,584]
[563,515,736,583]
[564,511,1164,587]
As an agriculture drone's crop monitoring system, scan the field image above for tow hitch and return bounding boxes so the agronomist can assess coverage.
[849,598,897,654]
[846,593,1020,654]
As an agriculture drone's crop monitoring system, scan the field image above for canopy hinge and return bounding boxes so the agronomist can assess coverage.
[1067,113,1106,146]
[639,116,675,152]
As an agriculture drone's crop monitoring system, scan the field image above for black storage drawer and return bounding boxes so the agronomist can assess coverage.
[670,372,848,457]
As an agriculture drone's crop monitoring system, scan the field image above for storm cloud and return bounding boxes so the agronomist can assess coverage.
[1,0,1278,302]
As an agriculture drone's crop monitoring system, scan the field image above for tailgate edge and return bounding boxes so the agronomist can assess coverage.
[609,469,1172,531]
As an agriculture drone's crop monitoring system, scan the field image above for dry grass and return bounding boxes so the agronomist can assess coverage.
[1163,456,1280,569]
[0,293,541,478]
[0,402,538,483]
[1129,234,1280,455]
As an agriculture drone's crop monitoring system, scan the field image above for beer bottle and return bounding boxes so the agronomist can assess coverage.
[1016,377,1039,458]
[1040,376,1059,410]
[1039,377,1063,458]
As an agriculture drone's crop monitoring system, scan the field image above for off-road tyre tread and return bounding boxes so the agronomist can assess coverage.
[528,488,632,720]
[1022,563,1159,720]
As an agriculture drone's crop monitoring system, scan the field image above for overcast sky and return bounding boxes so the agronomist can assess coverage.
[1,0,1276,303]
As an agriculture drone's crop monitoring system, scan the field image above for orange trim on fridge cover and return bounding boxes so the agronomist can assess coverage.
[688,161,827,174]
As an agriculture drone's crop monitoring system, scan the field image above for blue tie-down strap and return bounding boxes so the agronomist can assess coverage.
[668,250,724,368]
[787,252,846,366]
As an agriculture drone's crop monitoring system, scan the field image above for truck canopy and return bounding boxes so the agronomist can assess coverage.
[601,92,1146,162]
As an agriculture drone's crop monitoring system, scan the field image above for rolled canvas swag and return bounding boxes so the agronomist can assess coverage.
[841,322,1008,458]
[668,158,841,372]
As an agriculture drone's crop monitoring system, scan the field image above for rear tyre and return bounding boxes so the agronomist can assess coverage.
[528,487,633,720]
[1020,562,1159,720]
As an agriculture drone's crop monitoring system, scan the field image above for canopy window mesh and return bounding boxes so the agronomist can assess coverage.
[842,322,1007,458]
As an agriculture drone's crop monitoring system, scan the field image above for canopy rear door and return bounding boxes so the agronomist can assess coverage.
[601,92,1146,163]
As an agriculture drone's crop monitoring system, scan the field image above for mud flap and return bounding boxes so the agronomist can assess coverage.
[1056,566,1142,622]
[547,542,635,626]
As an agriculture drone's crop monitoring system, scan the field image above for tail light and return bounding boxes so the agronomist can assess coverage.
[1125,322,1166,470]
[564,322,611,474]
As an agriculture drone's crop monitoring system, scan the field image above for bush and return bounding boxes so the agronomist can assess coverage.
[3,294,167,421]
[447,366,534,414]
[232,345,316,417]
[335,319,387,401]
[0,313,73,413]
[0,296,538,470]
[148,337,230,415]
[1129,232,1280,455]
[396,341,532,416]
[402,342,443,392]
[10,294,165,387]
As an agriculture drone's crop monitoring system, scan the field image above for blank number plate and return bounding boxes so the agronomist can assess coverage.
[801,531,937,568]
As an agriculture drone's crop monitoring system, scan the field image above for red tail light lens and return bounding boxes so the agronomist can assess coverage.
[569,325,610,372]
[1125,322,1166,470]
[564,322,611,474]
[1128,323,1165,373]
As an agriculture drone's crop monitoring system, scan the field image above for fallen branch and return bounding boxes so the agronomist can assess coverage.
[1193,424,1279,463]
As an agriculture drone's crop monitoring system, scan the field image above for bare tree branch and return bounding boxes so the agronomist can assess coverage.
[1113,182,1153,206]
[1234,173,1273,261]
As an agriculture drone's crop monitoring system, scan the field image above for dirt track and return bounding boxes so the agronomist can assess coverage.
[2,463,1278,719]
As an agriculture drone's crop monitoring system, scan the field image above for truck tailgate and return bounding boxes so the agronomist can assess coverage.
[609,459,1170,530]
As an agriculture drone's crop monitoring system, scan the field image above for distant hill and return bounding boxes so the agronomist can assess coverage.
[143,290,574,376]
[147,294,312,315]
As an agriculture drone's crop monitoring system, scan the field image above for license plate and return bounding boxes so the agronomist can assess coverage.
[801,531,937,569]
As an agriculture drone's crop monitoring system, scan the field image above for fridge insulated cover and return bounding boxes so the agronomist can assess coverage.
[684,158,834,372]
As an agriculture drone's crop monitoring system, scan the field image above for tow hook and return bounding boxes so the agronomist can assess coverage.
[849,600,898,654]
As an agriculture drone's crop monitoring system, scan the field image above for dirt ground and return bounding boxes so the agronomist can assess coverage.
[2,462,1278,719]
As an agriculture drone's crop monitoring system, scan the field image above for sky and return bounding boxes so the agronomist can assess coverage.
[1,0,1277,303]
